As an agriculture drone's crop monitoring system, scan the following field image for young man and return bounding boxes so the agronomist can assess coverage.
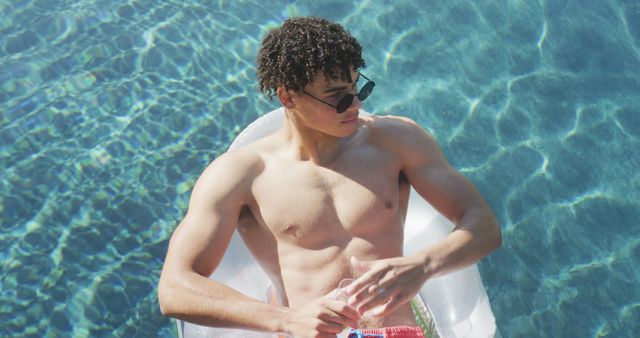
[159,16,501,338]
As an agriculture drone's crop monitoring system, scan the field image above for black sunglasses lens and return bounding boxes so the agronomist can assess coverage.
[358,82,375,101]
[335,79,375,114]
[336,94,354,114]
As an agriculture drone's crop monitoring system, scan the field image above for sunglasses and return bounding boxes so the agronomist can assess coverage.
[302,73,375,114]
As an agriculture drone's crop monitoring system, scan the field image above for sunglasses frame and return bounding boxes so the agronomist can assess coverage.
[302,73,375,114]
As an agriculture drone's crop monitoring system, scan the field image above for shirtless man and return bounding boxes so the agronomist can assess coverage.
[158,16,501,338]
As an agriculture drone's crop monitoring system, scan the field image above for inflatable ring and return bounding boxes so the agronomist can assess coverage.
[177,108,498,338]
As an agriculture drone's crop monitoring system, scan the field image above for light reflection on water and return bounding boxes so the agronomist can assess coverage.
[1,0,639,336]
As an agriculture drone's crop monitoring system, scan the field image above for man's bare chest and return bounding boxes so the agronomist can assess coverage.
[248,153,404,248]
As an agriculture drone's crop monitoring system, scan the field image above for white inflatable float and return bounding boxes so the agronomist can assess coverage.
[177,108,498,338]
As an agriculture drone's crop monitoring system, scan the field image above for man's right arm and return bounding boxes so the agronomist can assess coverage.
[158,150,361,337]
[157,151,289,333]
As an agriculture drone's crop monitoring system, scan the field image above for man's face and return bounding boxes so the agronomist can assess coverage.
[291,70,362,137]
[304,71,362,112]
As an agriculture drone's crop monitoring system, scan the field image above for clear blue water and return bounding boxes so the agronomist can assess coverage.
[1,0,639,337]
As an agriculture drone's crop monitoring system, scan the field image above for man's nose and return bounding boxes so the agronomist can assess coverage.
[346,95,362,112]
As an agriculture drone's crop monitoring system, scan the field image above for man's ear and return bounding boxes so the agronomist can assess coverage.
[277,86,295,108]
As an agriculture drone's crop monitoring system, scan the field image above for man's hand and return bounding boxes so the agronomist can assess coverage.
[284,291,361,338]
[346,255,430,317]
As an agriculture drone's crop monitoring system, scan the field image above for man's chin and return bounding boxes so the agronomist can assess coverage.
[335,124,360,137]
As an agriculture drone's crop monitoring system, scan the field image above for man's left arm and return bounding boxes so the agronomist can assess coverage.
[399,116,501,276]
[346,116,501,316]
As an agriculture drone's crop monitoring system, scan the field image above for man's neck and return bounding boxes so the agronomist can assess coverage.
[281,111,348,165]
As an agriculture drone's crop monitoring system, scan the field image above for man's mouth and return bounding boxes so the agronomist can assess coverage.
[341,114,359,124]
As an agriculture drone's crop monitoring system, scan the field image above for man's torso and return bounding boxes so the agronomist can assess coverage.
[233,116,417,327]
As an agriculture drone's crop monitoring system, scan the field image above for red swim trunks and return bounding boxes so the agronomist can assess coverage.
[348,326,425,338]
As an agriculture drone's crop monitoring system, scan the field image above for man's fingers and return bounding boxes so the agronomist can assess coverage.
[365,292,405,318]
[346,266,386,297]
[346,257,389,296]
[351,256,370,274]
[315,320,346,334]
[355,285,398,314]
[325,300,361,328]
[318,310,356,329]
[347,271,392,307]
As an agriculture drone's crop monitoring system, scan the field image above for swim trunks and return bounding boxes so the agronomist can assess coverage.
[348,326,425,338]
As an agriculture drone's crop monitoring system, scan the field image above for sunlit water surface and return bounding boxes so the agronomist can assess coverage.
[1,0,639,337]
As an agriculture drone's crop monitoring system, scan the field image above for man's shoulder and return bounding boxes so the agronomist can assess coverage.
[365,113,416,125]
[362,114,435,146]
[197,145,264,192]
[211,145,263,175]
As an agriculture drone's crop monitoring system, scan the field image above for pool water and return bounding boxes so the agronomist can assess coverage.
[1,0,639,337]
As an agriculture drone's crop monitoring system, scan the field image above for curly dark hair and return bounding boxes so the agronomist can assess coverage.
[256,16,366,98]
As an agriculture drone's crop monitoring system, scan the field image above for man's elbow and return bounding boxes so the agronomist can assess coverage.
[158,279,180,318]
[470,208,502,253]
[488,218,502,252]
